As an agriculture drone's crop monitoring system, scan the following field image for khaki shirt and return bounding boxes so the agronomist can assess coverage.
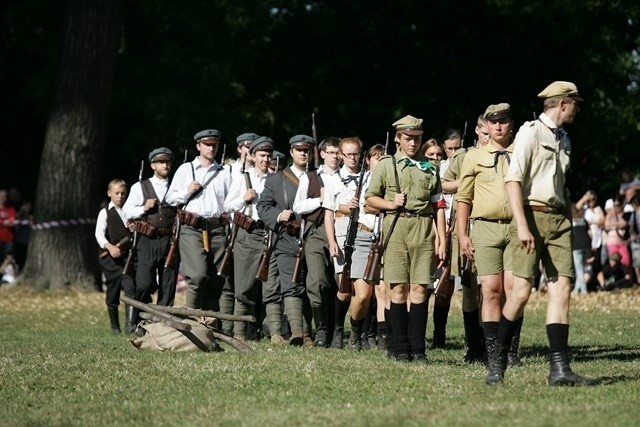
[365,153,442,215]
[442,148,468,182]
[458,140,513,219]
[504,112,571,208]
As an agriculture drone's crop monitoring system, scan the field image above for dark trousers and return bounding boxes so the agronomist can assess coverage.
[99,255,135,308]
[181,224,228,310]
[234,227,266,305]
[135,235,177,306]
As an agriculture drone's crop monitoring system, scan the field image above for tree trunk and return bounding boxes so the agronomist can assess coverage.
[21,0,121,290]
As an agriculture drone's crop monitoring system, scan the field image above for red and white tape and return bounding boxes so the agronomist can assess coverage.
[10,218,96,230]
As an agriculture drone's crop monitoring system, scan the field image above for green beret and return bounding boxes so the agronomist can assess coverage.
[392,115,424,135]
[289,134,316,147]
[537,81,583,101]
[483,103,512,121]
[194,129,221,141]
[236,132,259,145]
[272,150,285,160]
[250,136,274,154]
[148,147,174,163]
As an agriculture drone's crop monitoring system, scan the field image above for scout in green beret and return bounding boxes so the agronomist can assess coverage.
[364,114,447,363]
[502,82,591,386]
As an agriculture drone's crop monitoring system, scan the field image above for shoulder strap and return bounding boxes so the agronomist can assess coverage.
[282,168,300,187]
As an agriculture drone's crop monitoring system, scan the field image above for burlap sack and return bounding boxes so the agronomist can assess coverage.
[130,318,221,352]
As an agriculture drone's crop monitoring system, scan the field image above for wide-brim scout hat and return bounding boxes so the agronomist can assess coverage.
[250,136,274,154]
[194,129,221,144]
[393,115,424,136]
[289,134,316,148]
[149,147,174,163]
[483,103,512,122]
[537,81,583,101]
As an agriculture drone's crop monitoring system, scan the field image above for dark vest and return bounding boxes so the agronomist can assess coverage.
[105,207,130,245]
[141,179,177,228]
[302,171,325,224]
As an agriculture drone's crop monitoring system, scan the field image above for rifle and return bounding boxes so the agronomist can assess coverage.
[100,235,132,258]
[363,151,402,282]
[164,149,189,268]
[123,160,145,276]
[292,156,311,284]
[339,156,366,294]
[311,113,320,170]
[434,193,457,299]
[255,230,274,282]
[461,121,468,147]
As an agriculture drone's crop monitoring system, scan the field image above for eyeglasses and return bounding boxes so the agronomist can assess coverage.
[323,151,340,157]
[341,153,360,158]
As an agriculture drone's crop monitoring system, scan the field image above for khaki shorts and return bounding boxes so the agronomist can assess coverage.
[509,210,574,280]
[470,219,512,276]
[383,215,436,285]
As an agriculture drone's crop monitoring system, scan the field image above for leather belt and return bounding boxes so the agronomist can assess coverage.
[357,223,373,233]
[155,227,174,236]
[474,217,510,224]
[525,205,564,214]
[397,211,433,218]
[197,216,225,230]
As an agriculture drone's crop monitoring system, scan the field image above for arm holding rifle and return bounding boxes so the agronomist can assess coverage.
[164,150,189,269]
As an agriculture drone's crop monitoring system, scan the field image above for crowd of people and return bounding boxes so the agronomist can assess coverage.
[0,188,32,285]
[90,80,613,387]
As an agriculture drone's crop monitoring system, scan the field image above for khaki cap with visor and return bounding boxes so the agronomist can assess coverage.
[393,115,424,136]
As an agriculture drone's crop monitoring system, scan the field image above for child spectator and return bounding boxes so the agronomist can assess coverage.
[597,252,632,291]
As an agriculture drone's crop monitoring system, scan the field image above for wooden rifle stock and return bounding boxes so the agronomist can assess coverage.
[255,231,273,282]
[100,235,132,258]
[362,237,382,283]
[218,223,239,278]
[164,219,180,268]
[292,241,305,285]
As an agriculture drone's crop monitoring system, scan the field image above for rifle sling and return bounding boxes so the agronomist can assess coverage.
[381,155,402,254]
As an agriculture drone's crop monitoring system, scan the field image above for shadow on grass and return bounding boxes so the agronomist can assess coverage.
[520,343,640,363]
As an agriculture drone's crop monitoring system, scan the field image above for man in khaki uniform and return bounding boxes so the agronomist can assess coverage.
[440,115,490,364]
[457,103,522,384]
[502,81,591,386]
[365,115,447,363]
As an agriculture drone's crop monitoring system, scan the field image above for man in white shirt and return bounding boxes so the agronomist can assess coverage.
[292,137,342,347]
[224,136,276,341]
[230,132,258,177]
[123,148,178,331]
[166,130,232,321]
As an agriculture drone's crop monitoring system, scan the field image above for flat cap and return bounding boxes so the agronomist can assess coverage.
[194,129,221,141]
[537,81,583,101]
[148,147,174,163]
[289,134,316,147]
[272,150,285,160]
[250,136,274,153]
[236,132,259,145]
[484,103,512,121]
[393,115,424,135]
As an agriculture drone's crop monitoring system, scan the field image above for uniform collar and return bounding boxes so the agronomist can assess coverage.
[538,112,558,129]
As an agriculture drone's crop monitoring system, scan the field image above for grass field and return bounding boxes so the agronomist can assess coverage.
[1,286,639,427]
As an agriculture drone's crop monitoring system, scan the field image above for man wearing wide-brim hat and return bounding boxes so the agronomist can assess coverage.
[503,81,592,386]
[123,147,179,333]
[365,115,448,363]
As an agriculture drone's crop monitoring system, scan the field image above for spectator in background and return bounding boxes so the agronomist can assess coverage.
[604,197,631,269]
[571,204,590,295]
[597,252,632,291]
[0,189,16,263]
[618,168,640,198]
[627,193,640,283]
[0,251,19,284]
[577,190,605,262]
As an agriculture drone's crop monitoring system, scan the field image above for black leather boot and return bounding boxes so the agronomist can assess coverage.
[463,310,485,364]
[330,326,344,349]
[347,323,362,351]
[508,317,524,367]
[107,307,121,335]
[312,307,328,348]
[124,304,136,334]
[548,351,593,386]
[485,336,507,385]
[430,302,449,349]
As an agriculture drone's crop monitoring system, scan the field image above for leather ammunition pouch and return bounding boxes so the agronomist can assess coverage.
[234,211,260,233]
[133,221,173,238]
[177,210,228,230]
[284,219,301,237]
